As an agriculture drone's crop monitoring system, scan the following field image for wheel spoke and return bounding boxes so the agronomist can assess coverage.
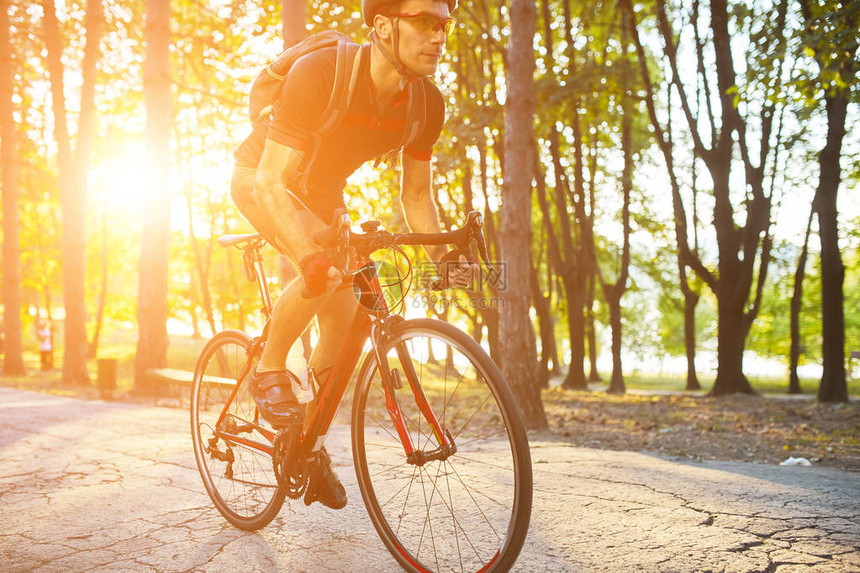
[191,332,283,530]
[356,323,531,572]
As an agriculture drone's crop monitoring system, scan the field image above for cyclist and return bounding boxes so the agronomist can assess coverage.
[230,0,476,509]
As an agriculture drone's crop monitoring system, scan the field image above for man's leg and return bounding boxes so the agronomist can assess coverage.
[309,286,359,377]
[301,286,357,510]
[257,278,324,373]
[231,164,343,427]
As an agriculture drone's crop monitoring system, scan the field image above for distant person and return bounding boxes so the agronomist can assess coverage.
[38,322,53,371]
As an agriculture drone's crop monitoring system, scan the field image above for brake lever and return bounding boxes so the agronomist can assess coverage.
[467,211,493,271]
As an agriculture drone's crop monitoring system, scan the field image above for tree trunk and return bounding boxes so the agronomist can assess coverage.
[560,114,588,390]
[603,11,634,395]
[88,206,108,359]
[625,0,701,391]
[43,0,90,385]
[815,94,849,403]
[586,275,601,382]
[788,207,814,394]
[796,0,854,402]
[0,0,25,375]
[682,285,701,391]
[557,0,589,391]
[477,140,502,364]
[711,295,755,396]
[562,281,587,389]
[281,0,306,49]
[499,0,545,429]
[135,0,172,392]
[529,263,554,388]
[606,290,624,394]
[647,0,780,396]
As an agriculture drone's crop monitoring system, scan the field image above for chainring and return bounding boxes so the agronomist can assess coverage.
[273,426,308,499]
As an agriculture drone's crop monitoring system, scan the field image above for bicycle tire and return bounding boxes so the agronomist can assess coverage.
[190,329,285,530]
[352,318,532,572]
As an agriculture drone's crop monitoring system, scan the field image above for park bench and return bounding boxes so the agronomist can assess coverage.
[146,368,194,406]
[146,368,236,407]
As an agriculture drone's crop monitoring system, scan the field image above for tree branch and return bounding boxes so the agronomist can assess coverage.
[624,0,716,289]
[655,0,712,164]
[691,0,717,146]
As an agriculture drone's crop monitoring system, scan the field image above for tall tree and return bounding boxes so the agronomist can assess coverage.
[799,0,857,403]
[78,0,103,354]
[135,0,171,391]
[42,0,102,385]
[624,0,703,391]
[281,0,306,49]
[500,0,546,429]
[789,207,814,394]
[558,0,591,391]
[652,0,787,395]
[0,0,26,376]
[594,3,635,395]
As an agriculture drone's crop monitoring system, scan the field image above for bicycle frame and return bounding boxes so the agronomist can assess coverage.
[213,250,451,467]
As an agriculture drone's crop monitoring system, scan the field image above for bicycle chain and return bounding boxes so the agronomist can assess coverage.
[272,426,308,499]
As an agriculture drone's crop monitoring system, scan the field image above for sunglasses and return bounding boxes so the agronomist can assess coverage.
[392,12,457,36]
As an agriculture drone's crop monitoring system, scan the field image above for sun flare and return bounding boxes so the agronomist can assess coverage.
[90,144,156,217]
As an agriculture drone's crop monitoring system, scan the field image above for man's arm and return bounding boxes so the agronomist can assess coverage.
[400,154,477,288]
[400,154,447,262]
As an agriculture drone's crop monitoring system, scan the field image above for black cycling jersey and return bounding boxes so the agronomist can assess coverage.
[234,45,445,222]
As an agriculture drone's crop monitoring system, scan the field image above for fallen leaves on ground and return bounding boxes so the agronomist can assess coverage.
[541,389,860,471]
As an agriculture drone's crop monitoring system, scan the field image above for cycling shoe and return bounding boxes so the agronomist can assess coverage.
[249,369,305,428]
[304,448,347,510]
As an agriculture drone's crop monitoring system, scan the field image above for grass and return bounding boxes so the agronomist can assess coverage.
[0,330,210,400]
[2,325,858,401]
[601,371,860,397]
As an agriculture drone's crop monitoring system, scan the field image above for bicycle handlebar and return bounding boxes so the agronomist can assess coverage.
[316,209,493,275]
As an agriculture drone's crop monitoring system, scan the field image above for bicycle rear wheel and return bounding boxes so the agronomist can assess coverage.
[352,319,532,572]
[190,329,285,530]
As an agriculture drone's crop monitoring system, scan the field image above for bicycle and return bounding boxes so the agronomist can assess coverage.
[190,210,533,572]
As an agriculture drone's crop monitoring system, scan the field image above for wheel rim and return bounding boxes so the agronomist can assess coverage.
[357,328,524,572]
[191,335,282,523]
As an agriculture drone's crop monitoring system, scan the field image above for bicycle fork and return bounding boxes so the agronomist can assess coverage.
[371,323,457,467]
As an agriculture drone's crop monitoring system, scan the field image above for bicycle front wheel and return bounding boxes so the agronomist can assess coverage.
[352,319,532,572]
[190,329,285,530]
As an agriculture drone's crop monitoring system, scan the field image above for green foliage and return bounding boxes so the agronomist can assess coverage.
[747,241,822,362]
[3,0,857,397]
[798,0,859,97]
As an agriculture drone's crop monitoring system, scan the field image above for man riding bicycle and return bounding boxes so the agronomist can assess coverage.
[230,0,476,510]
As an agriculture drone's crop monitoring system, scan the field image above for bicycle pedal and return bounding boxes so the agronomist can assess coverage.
[302,449,347,509]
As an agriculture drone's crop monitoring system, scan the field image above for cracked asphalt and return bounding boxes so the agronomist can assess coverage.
[1,386,858,572]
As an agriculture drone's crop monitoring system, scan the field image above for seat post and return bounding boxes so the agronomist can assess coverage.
[246,242,273,319]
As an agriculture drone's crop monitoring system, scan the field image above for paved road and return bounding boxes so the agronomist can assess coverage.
[1,387,858,572]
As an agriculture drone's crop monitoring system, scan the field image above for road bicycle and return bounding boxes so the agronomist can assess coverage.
[190,210,533,572]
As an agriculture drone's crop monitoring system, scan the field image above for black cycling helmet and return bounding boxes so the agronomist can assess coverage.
[362,0,458,26]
